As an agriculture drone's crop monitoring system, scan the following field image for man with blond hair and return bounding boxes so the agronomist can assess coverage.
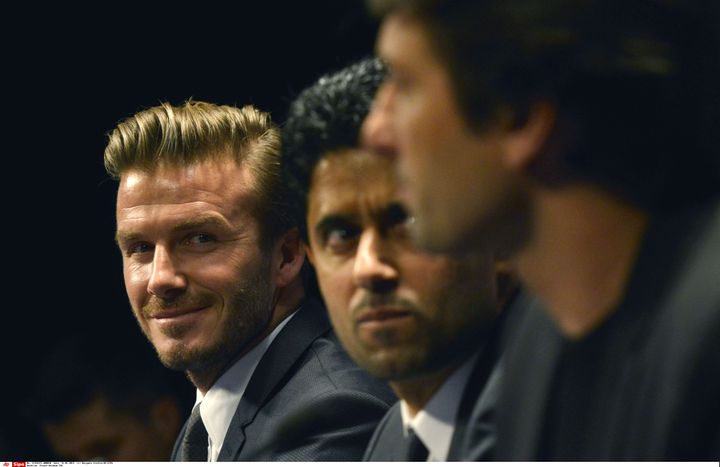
[104,100,395,461]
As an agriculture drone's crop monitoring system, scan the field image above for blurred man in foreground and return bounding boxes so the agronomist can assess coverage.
[363,0,720,460]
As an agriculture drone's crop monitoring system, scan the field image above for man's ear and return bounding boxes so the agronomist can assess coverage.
[273,227,306,288]
[305,240,316,266]
[501,102,557,171]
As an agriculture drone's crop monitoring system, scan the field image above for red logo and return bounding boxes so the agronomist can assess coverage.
[13,463,26,467]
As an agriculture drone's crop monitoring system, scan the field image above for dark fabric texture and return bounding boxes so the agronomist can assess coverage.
[171,298,396,461]
[178,404,207,462]
[495,199,720,460]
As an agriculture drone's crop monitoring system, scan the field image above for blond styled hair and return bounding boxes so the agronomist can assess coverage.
[104,100,295,243]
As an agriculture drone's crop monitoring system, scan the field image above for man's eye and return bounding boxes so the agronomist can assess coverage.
[383,203,413,239]
[325,226,360,252]
[126,242,152,256]
[186,233,215,245]
[386,68,412,91]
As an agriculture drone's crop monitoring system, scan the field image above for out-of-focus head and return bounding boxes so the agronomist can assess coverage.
[364,0,720,253]
[283,59,497,381]
[27,332,193,461]
[106,102,305,380]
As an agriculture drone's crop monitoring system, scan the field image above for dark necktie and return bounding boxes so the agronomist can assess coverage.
[404,429,429,461]
[180,405,208,462]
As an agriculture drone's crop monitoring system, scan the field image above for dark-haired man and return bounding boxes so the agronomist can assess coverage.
[26,332,193,461]
[282,58,504,461]
[363,0,720,461]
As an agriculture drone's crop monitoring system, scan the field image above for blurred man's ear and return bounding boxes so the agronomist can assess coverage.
[501,102,557,172]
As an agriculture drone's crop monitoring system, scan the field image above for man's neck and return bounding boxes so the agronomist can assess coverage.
[189,281,306,394]
[516,184,649,339]
[390,364,461,418]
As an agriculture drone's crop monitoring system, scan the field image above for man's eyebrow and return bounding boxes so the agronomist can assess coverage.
[115,230,141,246]
[170,215,230,233]
[115,215,231,245]
[378,202,407,226]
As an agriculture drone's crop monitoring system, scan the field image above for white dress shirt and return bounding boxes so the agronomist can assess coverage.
[193,310,297,461]
[400,352,480,462]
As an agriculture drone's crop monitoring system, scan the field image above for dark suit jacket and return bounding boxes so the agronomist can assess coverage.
[171,298,396,461]
[363,339,503,461]
[495,199,720,460]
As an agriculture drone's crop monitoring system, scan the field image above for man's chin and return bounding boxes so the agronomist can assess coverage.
[153,340,213,372]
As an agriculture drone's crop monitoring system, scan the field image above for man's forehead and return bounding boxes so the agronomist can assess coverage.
[377,11,427,67]
[117,160,255,206]
[310,168,399,222]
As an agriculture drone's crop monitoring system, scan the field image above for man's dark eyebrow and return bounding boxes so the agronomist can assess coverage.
[115,215,231,246]
[379,202,407,227]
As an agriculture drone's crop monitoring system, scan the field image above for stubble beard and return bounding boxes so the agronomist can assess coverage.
[346,293,431,380]
[138,263,274,374]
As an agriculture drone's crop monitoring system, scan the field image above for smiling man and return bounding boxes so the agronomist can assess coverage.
[104,101,395,461]
[282,58,504,461]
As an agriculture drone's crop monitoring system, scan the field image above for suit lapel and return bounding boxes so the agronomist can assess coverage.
[170,422,187,461]
[218,299,331,460]
[447,312,505,461]
[365,405,407,461]
[497,290,563,459]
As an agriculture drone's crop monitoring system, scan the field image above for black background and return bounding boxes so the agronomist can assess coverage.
[3,1,377,458]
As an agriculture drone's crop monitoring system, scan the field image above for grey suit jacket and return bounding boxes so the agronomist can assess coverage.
[495,199,720,460]
[171,298,396,461]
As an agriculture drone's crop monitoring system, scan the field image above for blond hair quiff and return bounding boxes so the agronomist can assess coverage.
[104,100,294,243]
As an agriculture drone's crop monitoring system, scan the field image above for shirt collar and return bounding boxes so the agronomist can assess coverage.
[399,351,480,462]
[194,309,297,461]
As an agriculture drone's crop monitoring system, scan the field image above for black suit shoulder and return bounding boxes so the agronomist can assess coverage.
[363,402,405,461]
[228,299,396,461]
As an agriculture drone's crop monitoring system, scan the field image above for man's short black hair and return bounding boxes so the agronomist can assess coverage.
[368,0,720,209]
[282,57,386,239]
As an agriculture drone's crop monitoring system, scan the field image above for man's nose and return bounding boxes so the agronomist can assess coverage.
[147,245,187,300]
[352,228,399,294]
